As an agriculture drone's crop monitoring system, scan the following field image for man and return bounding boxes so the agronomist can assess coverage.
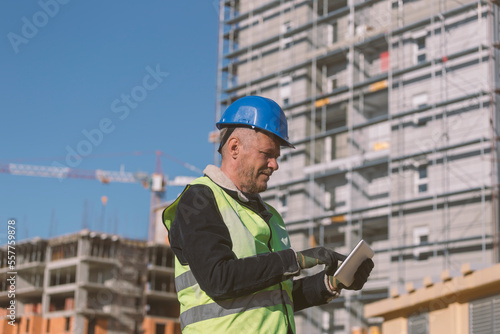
[163,96,374,333]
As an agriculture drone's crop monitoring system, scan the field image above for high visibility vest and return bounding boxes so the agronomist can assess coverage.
[163,176,296,333]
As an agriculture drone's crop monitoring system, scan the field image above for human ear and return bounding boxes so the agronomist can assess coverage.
[226,137,240,158]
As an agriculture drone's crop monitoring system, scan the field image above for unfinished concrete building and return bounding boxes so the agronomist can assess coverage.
[216,0,500,333]
[0,230,180,334]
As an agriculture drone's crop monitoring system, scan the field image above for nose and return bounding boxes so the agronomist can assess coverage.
[269,158,279,171]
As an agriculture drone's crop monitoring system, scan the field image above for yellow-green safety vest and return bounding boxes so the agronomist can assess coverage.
[163,176,296,333]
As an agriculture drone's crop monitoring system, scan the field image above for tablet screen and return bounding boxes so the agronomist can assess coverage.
[334,240,374,286]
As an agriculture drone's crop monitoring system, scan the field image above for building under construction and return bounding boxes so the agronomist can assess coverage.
[2,1,500,333]
[215,0,500,333]
[0,230,180,334]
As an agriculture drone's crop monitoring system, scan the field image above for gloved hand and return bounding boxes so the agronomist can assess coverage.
[326,258,374,291]
[296,247,347,272]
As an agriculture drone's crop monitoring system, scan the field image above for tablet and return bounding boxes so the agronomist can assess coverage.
[334,240,374,287]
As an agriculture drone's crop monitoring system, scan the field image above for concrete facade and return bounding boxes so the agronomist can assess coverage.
[216,0,500,333]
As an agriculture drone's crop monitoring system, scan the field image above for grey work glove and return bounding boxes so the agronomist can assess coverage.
[326,258,374,291]
[296,247,347,272]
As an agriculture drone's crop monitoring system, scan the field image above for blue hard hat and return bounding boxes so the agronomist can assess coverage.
[216,96,295,148]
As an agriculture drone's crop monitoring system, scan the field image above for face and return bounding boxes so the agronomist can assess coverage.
[237,131,280,194]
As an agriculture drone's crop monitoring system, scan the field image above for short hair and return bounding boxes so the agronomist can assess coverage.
[219,127,256,159]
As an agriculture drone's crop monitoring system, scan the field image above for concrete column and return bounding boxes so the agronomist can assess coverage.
[41,244,52,315]
[74,236,90,334]
[72,314,87,334]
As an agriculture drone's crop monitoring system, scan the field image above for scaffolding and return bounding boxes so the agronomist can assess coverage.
[216,0,500,333]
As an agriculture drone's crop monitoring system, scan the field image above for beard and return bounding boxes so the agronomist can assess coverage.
[237,164,272,194]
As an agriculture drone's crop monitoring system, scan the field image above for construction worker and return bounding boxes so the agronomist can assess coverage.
[163,96,374,333]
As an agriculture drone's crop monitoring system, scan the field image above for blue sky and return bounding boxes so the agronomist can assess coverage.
[0,1,219,242]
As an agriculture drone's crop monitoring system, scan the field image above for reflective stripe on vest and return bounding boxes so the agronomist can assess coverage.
[163,176,295,333]
[180,285,292,329]
[174,270,198,292]
[173,270,293,329]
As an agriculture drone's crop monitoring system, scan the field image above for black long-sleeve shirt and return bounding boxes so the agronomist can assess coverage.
[169,181,335,311]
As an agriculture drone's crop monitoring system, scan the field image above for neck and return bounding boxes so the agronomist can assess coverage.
[205,164,250,202]
[220,161,242,192]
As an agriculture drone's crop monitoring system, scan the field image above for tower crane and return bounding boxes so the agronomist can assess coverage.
[0,150,201,242]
